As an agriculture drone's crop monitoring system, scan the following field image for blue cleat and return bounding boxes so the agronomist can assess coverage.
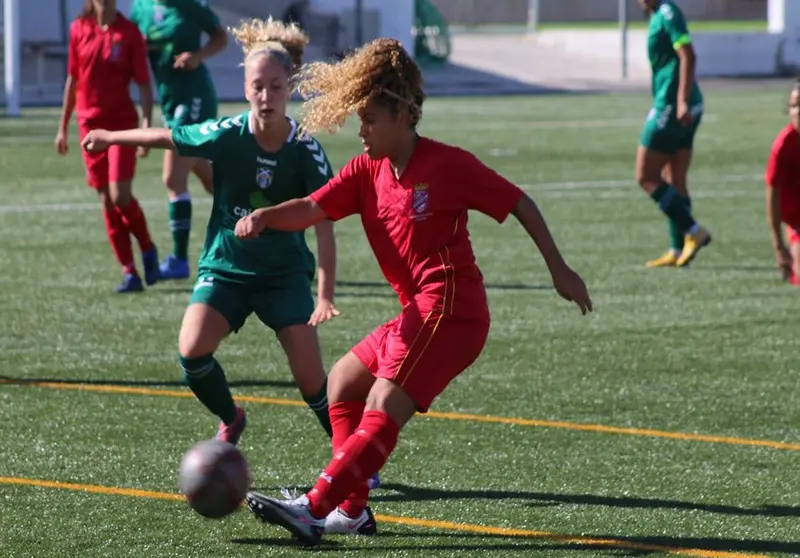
[368,472,381,490]
[142,245,159,286]
[158,254,190,280]
[115,273,144,293]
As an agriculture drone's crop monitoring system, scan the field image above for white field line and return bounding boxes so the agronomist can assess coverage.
[0,173,763,215]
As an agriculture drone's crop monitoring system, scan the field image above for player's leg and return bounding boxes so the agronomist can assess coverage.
[160,149,194,280]
[638,108,708,267]
[788,226,800,285]
[179,278,249,444]
[107,143,159,286]
[191,158,214,195]
[673,111,710,267]
[246,313,489,545]
[81,126,139,292]
[660,154,689,258]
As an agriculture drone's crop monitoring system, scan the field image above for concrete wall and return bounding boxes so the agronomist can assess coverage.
[432,0,766,25]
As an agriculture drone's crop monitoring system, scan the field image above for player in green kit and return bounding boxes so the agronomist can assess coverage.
[636,0,711,268]
[79,19,392,486]
[130,0,228,280]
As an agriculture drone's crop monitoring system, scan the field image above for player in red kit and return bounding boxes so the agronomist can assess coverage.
[765,80,800,285]
[56,0,158,293]
[236,38,593,544]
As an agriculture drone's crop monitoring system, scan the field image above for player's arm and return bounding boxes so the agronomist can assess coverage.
[303,139,339,322]
[176,0,227,69]
[237,156,365,238]
[765,143,791,276]
[82,127,176,151]
[56,26,79,154]
[131,27,153,130]
[458,151,592,314]
[664,5,696,120]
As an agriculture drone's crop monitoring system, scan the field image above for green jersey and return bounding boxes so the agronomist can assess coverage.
[172,113,335,282]
[647,0,702,109]
[130,0,220,118]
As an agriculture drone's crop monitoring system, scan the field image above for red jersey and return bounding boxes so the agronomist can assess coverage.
[311,137,524,320]
[68,13,150,123]
[765,124,800,228]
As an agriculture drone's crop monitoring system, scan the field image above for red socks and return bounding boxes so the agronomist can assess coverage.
[307,410,399,519]
[328,401,368,517]
[102,207,135,274]
[117,197,153,253]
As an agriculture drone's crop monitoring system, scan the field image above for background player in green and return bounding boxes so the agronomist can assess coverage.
[81,18,344,456]
[130,0,227,280]
[636,0,711,268]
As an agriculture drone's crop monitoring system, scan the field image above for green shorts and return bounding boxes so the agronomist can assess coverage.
[639,104,703,155]
[162,92,218,129]
[189,273,314,334]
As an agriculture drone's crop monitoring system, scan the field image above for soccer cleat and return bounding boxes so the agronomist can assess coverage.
[368,472,381,490]
[324,506,377,536]
[246,491,324,546]
[645,250,679,268]
[158,254,190,280]
[115,273,144,293]
[142,246,160,286]
[676,227,712,267]
[215,406,246,446]
[790,274,800,286]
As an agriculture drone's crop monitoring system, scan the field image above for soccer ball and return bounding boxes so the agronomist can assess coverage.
[179,439,251,519]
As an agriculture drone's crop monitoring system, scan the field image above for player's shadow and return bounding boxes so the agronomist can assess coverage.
[0,375,296,389]
[232,529,799,555]
[370,483,800,519]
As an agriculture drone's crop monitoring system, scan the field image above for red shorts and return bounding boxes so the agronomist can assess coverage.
[78,118,138,189]
[352,307,489,413]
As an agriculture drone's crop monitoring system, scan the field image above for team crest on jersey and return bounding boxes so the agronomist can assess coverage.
[153,5,165,23]
[110,42,122,61]
[256,167,273,190]
[411,183,430,220]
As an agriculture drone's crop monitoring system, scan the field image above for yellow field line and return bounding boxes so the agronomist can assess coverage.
[0,476,768,558]
[3,379,799,451]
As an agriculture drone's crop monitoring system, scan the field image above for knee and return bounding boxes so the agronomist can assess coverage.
[98,189,114,211]
[179,353,215,382]
[110,188,132,209]
[179,328,218,359]
[163,170,188,195]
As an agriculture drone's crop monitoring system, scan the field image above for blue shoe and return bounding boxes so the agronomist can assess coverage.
[142,245,159,286]
[368,472,381,490]
[158,254,190,280]
[115,273,144,293]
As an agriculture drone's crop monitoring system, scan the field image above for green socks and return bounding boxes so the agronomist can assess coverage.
[180,354,237,425]
[169,193,192,261]
[651,182,696,234]
[668,196,693,251]
[302,379,332,437]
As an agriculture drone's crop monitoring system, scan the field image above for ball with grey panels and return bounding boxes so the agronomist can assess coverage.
[179,439,251,519]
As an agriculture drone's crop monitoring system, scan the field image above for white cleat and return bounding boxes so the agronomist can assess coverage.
[324,506,378,535]
[245,491,324,546]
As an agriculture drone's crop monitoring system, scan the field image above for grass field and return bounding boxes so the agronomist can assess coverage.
[1,85,798,557]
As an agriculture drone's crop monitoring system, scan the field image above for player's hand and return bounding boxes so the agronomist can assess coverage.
[775,244,793,280]
[137,146,149,158]
[308,299,341,327]
[173,52,201,70]
[55,130,68,155]
[234,210,266,239]
[677,100,693,126]
[81,129,111,152]
[549,262,593,315]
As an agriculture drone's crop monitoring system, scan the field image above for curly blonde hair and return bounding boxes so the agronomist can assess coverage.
[229,17,309,75]
[296,38,426,133]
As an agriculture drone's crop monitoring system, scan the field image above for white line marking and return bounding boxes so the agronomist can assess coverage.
[0,173,762,215]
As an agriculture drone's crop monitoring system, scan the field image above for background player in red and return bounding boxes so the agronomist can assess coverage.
[235,38,593,544]
[56,0,158,293]
[765,79,800,285]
